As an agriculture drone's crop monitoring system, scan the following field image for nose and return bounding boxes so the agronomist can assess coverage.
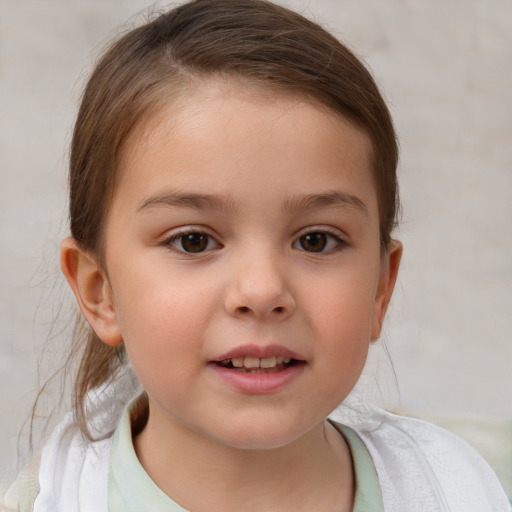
[224,253,296,320]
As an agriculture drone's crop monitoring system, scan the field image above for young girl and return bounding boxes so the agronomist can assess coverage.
[4,1,510,511]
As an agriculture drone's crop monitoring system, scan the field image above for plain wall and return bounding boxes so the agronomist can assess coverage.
[1,0,511,491]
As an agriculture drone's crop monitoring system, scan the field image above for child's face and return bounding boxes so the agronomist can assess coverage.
[95,82,398,450]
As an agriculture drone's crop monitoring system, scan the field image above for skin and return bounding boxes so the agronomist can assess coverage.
[62,81,401,512]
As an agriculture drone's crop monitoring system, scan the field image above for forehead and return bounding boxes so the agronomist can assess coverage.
[114,79,376,213]
[123,78,372,159]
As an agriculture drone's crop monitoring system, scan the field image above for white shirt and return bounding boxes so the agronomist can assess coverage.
[5,373,511,512]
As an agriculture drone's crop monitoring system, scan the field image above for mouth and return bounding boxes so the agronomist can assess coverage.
[210,345,305,393]
[216,355,297,373]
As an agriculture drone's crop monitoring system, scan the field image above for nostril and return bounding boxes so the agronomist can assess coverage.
[238,306,250,314]
[273,306,284,313]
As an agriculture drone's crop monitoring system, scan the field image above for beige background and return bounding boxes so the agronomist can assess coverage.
[1,0,511,491]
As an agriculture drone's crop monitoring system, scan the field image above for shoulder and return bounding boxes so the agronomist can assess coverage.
[332,405,511,512]
[3,376,139,512]
[3,412,113,512]
[35,412,112,511]
[2,455,41,512]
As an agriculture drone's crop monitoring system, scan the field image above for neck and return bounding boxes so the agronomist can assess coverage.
[133,403,354,512]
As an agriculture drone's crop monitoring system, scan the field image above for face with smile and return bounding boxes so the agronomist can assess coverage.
[67,80,400,452]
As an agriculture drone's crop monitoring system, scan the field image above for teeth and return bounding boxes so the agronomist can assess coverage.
[244,356,260,368]
[260,356,277,368]
[231,357,244,368]
[222,356,293,369]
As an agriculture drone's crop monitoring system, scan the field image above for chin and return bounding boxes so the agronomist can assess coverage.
[206,417,317,452]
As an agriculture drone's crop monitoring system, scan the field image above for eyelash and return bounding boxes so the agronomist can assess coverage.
[162,228,222,255]
[161,227,347,255]
[292,228,347,254]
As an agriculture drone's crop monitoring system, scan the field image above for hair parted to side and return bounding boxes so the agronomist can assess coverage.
[67,0,399,437]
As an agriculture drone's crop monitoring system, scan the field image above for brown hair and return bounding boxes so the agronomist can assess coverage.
[67,0,399,437]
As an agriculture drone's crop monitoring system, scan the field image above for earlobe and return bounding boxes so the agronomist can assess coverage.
[60,237,123,346]
[371,240,402,341]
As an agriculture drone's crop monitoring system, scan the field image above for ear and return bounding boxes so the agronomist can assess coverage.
[60,237,123,346]
[371,240,402,341]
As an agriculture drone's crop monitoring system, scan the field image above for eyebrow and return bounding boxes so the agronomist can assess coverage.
[137,190,368,216]
[137,191,239,214]
[283,191,368,216]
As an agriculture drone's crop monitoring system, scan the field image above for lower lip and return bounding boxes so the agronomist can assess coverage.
[209,362,305,394]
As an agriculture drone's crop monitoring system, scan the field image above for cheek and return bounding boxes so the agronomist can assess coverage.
[113,263,216,333]
[111,273,218,383]
[305,269,377,332]
[303,270,377,369]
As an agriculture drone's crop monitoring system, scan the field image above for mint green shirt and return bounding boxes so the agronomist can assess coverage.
[108,409,383,511]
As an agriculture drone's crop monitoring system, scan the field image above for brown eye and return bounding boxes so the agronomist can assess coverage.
[299,233,327,252]
[181,233,208,253]
[294,230,345,253]
[164,229,221,255]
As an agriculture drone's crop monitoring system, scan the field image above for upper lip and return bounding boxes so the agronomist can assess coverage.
[212,344,304,362]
